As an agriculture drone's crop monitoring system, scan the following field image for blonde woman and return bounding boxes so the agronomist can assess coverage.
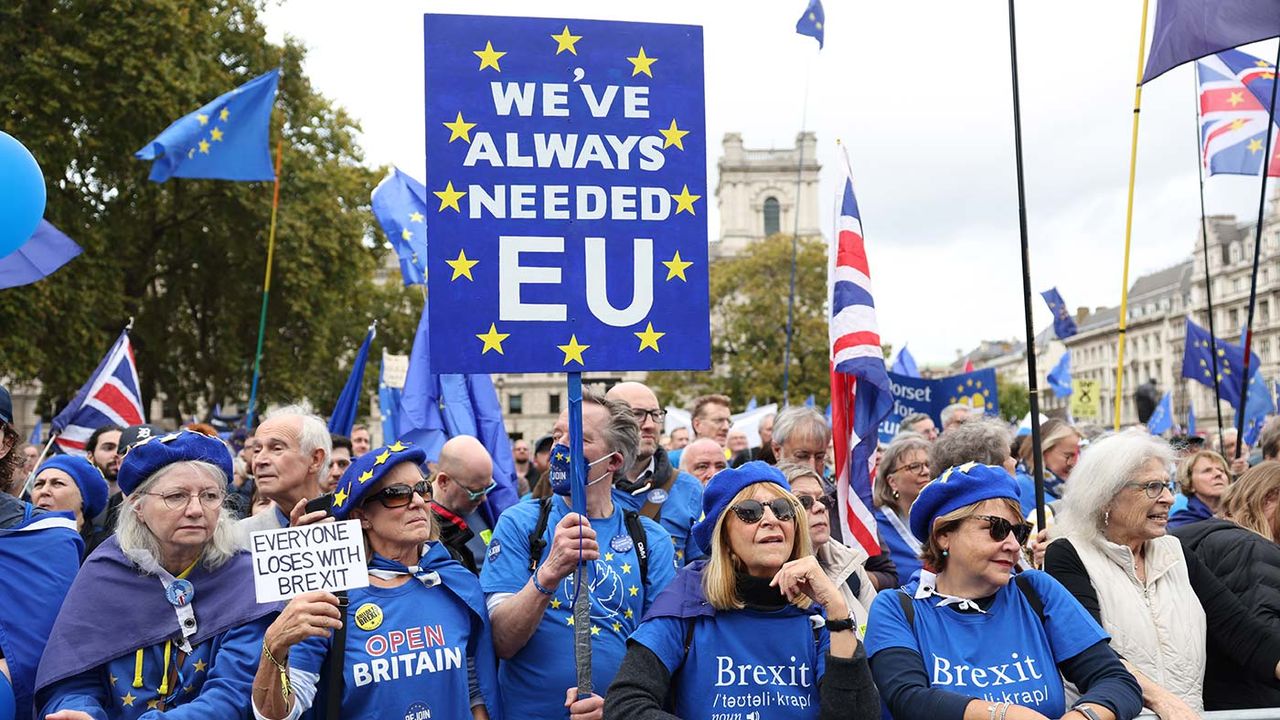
[1167,449,1230,530]
[1174,461,1280,710]
[605,462,878,720]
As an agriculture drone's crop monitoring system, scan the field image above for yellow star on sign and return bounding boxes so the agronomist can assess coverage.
[627,47,657,77]
[1249,138,1264,153]
[434,181,466,212]
[635,323,665,352]
[477,323,510,355]
[219,108,229,122]
[210,127,224,142]
[551,26,582,55]
[663,251,693,281]
[388,441,409,452]
[558,335,589,366]
[358,470,374,484]
[197,114,209,126]
[333,487,349,507]
[659,119,689,150]
[671,184,701,215]
[193,659,207,672]
[198,139,210,154]
[409,211,424,223]
[446,249,479,281]
[1228,91,1245,107]
[442,112,477,143]
[474,41,506,71]
[121,692,137,707]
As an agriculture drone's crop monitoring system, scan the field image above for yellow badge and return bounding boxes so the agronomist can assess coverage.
[354,602,384,631]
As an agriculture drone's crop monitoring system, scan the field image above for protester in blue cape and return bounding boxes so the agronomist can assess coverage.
[36,430,277,720]
[250,440,501,720]
[0,385,83,720]
[864,463,1142,720]
[604,462,879,720]
[30,455,109,552]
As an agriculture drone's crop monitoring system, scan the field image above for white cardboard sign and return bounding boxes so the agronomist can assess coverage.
[250,520,369,603]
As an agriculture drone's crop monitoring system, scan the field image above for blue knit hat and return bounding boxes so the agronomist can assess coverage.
[117,429,234,496]
[36,455,110,519]
[690,461,791,555]
[908,462,1022,542]
[331,440,428,520]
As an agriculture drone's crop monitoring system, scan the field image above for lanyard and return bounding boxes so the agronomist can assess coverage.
[153,564,197,652]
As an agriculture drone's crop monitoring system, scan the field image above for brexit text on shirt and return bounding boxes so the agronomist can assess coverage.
[424,14,710,373]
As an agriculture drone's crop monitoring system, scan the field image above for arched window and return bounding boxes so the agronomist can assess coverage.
[763,196,780,237]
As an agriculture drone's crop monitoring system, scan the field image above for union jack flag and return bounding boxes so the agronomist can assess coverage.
[1198,48,1280,177]
[828,147,892,557]
[51,331,144,455]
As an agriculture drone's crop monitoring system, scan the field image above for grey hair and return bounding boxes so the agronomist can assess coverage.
[874,434,932,508]
[584,392,640,481]
[771,407,830,448]
[897,413,932,436]
[1054,429,1174,542]
[265,403,333,482]
[940,403,972,428]
[116,461,241,572]
[777,461,824,489]
[929,416,1013,477]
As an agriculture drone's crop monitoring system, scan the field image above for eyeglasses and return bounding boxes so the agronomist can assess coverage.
[461,478,498,501]
[973,515,1033,544]
[632,408,667,423]
[363,480,430,509]
[142,489,225,510]
[729,497,797,524]
[1125,480,1175,499]
[892,461,930,477]
[796,494,832,511]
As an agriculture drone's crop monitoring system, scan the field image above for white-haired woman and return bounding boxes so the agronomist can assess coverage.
[36,430,276,719]
[605,462,880,719]
[1045,429,1280,719]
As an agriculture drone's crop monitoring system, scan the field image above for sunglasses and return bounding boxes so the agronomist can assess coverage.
[462,479,498,502]
[973,515,1033,545]
[795,494,832,511]
[730,497,797,524]
[363,480,430,509]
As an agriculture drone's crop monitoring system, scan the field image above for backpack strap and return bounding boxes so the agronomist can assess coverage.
[322,592,349,720]
[895,589,915,626]
[623,509,650,584]
[527,496,554,574]
[1014,573,1046,625]
[639,467,680,521]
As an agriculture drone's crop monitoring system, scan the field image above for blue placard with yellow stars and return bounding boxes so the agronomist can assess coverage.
[878,369,1000,442]
[423,14,710,373]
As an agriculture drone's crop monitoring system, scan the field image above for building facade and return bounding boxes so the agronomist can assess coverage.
[714,131,821,258]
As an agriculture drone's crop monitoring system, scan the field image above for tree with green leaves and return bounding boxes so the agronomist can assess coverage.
[0,0,418,424]
[997,375,1030,423]
[648,233,834,410]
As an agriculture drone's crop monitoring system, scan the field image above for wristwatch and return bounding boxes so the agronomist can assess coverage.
[1073,704,1102,720]
[825,616,855,633]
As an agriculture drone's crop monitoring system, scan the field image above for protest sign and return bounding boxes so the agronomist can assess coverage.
[423,14,710,373]
[878,368,1000,441]
[250,520,369,603]
[1071,379,1101,421]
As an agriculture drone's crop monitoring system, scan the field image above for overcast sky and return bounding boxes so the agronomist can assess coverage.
[261,0,1278,366]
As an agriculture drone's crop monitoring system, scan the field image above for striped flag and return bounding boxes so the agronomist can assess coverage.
[828,147,892,557]
[51,331,144,455]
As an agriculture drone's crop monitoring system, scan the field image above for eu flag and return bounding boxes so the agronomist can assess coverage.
[891,345,921,378]
[1040,287,1078,339]
[328,325,375,436]
[371,168,431,286]
[795,0,825,48]
[135,69,280,183]
[0,220,82,290]
[1047,352,1072,398]
[1182,317,1256,407]
[1148,391,1173,435]
[1143,0,1280,84]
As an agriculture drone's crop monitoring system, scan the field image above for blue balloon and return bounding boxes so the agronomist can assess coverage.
[0,131,46,259]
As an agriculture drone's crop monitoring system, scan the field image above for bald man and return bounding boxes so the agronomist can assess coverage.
[606,381,705,565]
[430,435,498,574]
[680,438,728,485]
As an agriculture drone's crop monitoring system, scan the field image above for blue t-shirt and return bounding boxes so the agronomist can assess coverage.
[290,579,475,720]
[873,507,922,587]
[865,570,1106,717]
[631,607,829,719]
[612,471,704,565]
[480,497,676,719]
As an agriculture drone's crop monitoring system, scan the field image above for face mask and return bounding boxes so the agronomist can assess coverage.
[548,443,614,496]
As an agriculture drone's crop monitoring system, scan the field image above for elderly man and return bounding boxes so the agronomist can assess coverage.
[940,403,972,433]
[897,411,938,442]
[606,381,704,565]
[431,435,499,573]
[480,393,675,719]
[679,438,727,485]
[239,405,330,536]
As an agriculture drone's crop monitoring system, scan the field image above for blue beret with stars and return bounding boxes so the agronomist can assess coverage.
[331,440,428,519]
[117,428,235,496]
[908,461,1022,543]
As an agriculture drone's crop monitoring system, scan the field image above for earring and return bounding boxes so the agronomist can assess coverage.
[941,549,949,558]
[1103,509,1110,527]
[892,489,900,500]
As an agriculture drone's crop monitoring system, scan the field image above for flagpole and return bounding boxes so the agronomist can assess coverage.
[1192,63,1228,455]
[566,371,592,696]
[782,47,817,406]
[1112,0,1153,430]
[1231,41,1280,460]
[1005,0,1048,530]
[246,140,285,430]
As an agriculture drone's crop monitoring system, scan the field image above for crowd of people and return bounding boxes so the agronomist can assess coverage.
[2,379,1280,719]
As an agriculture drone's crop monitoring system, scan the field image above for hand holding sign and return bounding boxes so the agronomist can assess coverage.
[264,590,343,656]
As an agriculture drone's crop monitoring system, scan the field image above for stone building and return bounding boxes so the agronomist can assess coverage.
[713,131,821,257]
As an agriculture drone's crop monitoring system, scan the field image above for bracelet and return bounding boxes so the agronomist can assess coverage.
[262,638,292,702]
[532,568,556,596]
[997,702,1010,720]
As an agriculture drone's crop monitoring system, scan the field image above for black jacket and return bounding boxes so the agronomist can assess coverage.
[429,501,479,574]
[1173,518,1280,710]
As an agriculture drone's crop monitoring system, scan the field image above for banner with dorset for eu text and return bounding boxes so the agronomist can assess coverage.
[878,369,1000,442]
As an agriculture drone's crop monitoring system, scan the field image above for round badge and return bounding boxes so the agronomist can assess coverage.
[645,488,669,505]
[487,539,502,562]
[610,534,634,553]
[404,701,432,720]
[354,602,384,631]
[165,579,195,607]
